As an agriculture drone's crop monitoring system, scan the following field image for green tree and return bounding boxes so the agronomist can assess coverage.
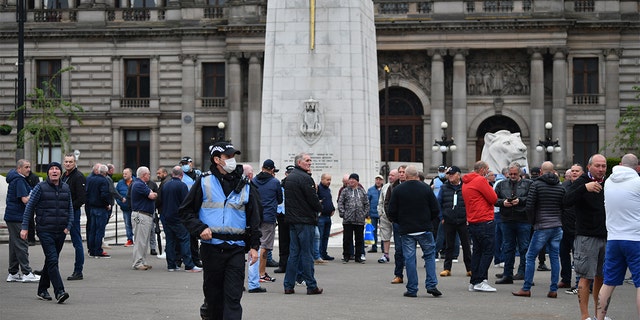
[609,86,640,155]
[10,66,84,168]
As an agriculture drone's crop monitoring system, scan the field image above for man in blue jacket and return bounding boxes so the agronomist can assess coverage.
[317,173,335,261]
[367,175,384,253]
[85,164,113,258]
[5,159,40,283]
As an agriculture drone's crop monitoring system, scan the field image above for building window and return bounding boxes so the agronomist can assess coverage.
[36,59,61,97]
[124,129,150,170]
[574,0,595,12]
[417,1,433,14]
[44,0,70,9]
[208,0,226,4]
[132,0,156,7]
[202,63,225,97]
[573,57,598,104]
[572,125,598,166]
[125,59,150,98]
[379,87,424,163]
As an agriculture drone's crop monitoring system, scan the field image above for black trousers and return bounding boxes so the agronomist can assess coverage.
[201,243,245,320]
[559,230,575,284]
[443,222,472,271]
[276,214,290,271]
[342,224,364,261]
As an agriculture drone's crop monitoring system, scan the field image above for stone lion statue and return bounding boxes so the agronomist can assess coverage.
[481,130,529,175]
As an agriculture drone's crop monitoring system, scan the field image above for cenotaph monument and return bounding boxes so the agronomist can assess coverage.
[259,0,380,183]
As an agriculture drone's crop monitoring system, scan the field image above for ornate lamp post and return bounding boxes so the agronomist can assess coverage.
[379,64,391,182]
[536,122,561,161]
[216,121,226,141]
[431,121,456,166]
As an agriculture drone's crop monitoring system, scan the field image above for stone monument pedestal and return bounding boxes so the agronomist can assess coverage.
[260,0,380,184]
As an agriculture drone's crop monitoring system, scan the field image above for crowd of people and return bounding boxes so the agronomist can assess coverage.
[5,146,639,320]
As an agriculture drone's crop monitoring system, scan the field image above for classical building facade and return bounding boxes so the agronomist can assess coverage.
[0,0,638,173]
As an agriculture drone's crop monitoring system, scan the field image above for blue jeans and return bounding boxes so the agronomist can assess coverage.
[402,231,438,294]
[37,231,66,296]
[435,222,445,256]
[122,209,133,241]
[500,221,531,278]
[69,208,84,274]
[468,221,495,285]
[317,215,332,259]
[88,207,109,256]
[313,226,321,260]
[164,223,195,270]
[283,224,318,290]
[393,223,405,278]
[523,227,562,292]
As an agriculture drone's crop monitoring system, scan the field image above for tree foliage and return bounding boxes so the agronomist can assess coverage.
[10,66,84,165]
[609,86,640,154]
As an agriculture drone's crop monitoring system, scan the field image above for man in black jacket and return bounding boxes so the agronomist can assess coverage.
[388,165,442,298]
[62,153,86,280]
[564,154,607,320]
[513,161,565,298]
[282,153,323,295]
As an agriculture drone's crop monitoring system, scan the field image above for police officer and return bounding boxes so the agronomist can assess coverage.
[179,141,261,320]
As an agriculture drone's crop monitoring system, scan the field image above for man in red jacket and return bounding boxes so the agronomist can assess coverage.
[462,161,498,292]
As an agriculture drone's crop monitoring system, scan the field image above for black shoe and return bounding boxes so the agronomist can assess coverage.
[367,248,378,253]
[273,268,285,274]
[33,269,42,276]
[150,249,158,256]
[427,287,443,297]
[307,287,323,295]
[403,291,417,298]
[67,273,83,281]
[513,273,525,280]
[37,291,52,301]
[495,277,514,284]
[322,255,335,261]
[194,260,203,268]
[248,287,267,293]
[28,241,36,246]
[495,273,503,278]
[266,259,279,268]
[56,292,69,304]
[537,264,551,271]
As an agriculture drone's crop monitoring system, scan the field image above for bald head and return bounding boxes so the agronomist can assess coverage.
[540,161,554,174]
[620,153,638,168]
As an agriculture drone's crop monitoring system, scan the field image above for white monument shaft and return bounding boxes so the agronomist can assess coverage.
[260,0,380,182]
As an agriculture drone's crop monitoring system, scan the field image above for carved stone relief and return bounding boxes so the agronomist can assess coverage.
[466,50,530,96]
[378,52,431,96]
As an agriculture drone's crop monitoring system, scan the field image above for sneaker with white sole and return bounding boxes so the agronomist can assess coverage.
[378,255,389,263]
[473,280,497,292]
[157,253,166,259]
[185,266,203,273]
[468,283,475,292]
[296,280,306,287]
[360,254,366,261]
[22,272,40,283]
[6,273,22,282]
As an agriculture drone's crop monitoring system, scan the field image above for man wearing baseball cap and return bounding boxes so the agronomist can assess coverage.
[179,141,262,320]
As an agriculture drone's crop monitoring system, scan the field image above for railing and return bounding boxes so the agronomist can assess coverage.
[107,8,165,21]
[483,1,514,13]
[204,6,225,19]
[33,9,77,22]
[379,2,409,15]
[202,97,226,108]
[574,0,595,12]
[121,98,150,108]
[572,94,600,105]
[376,1,533,16]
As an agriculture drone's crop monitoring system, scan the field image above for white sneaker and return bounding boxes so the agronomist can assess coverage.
[360,254,366,261]
[468,283,475,292]
[296,280,306,287]
[473,280,497,292]
[6,273,22,282]
[185,266,202,273]
[378,255,389,263]
[157,252,166,259]
[21,272,40,283]
[452,259,459,263]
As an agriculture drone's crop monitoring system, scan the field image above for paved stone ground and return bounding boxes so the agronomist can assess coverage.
[0,237,636,320]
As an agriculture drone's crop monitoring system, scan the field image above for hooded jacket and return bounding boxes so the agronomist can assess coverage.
[338,185,369,225]
[252,171,283,224]
[604,165,640,241]
[526,172,564,230]
[4,169,32,223]
[462,172,498,224]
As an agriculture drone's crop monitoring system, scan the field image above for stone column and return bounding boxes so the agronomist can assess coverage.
[180,54,197,160]
[429,49,446,170]
[61,56,71,98]
[227,53,242,151]
[150,126,159,175]
[150,55,159,98]
[452,49,468,168]
[604,48,622,156]
[112,127,121,170]
[529,49,545,167]
[247,53,262,162]
[111,56,122,100]
[551,48,567,167]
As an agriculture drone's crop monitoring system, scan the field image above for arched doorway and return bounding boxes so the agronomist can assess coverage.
[379,87,424,162]
[475,115,521,161]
